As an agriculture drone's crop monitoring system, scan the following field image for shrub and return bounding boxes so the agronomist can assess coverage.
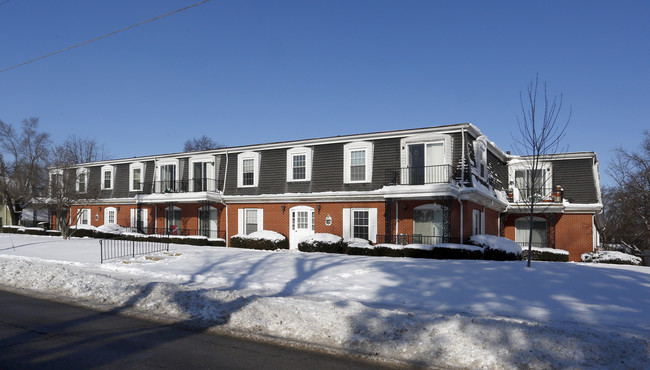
[230,230,289,250]
[581,251,642,265]
[522,247,569,262]
[298,233,345,253]
[373,245,404,257]
[468,235,522,261]
[23,227,46,236]
[1,226,21,234]
[430,244,483,260]
[345,238,375,256]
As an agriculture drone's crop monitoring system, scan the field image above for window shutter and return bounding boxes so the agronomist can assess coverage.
[342,208,351,240]
[258,209,264,231]
[130,209,136,228]
[237,209,244,235]
[369,208,378,243]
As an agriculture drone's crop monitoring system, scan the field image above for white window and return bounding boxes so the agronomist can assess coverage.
[472,209,484,235]
[286,147,313,182]
[130,163,144,192]
[237,208,264,235]
[509,162,552,202]
[156,159,179,193]
[474,137,488,179]
[104,207,117,225]
[344,142,373,183]
[401,134,452,185]
[237,152,260,188]
[101,165,114,190]
[515,217,547,248]
[130,208,149,232]
[76,168,88,193]
[165,206,182,234]
[190,156,216,192]
[198,206,219,238]
[77,209,91,225]
[342,208,377,242]
[413,204,444,244]
[49,170,63,197]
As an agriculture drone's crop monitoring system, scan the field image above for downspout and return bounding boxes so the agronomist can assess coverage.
[395,200,399,237]
[458,127,466,243]
[222,151,229,245]
[458,198,464,244]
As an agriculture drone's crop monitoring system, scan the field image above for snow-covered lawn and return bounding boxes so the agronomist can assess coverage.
[1,234,648,368]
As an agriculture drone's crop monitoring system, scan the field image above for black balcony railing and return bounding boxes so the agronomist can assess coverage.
[384,165,454,186]
[376,234,459,246]
[124,227,226,240]
[141,178,223,194]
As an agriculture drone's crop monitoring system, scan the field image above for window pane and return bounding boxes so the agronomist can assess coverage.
[292,154,306,180]
[132,168,141,190]
[104,171,111,189]
[78,174,86,192]
[245,209,258,234]
[353,210,369,240]
[243,159,254,185]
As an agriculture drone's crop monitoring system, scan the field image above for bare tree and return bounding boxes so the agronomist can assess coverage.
[0,118,51,225]
[183,135,222,152]
[48,137,105,239]
[56,135,111,163]
[512,75,571,267]
[606,131,650,253]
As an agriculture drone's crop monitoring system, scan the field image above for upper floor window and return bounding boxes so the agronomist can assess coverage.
[286,147,313,182]
[130,163,144,192]
[189,155,215,192]
[509,161,552,202]
[474,137,488,179]
[156,159,179,192]
[101,165,114,190]
[400,133,452,185]
[344,141,373,184]
[237,152,260,188]
[50,170,63,197]
[76,168,88,193]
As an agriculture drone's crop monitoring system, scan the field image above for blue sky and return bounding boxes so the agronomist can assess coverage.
[1,1,648,186]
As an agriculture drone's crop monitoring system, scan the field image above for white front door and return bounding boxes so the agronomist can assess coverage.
[289,206,314,250]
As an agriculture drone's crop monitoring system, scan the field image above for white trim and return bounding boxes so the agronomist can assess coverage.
[189,155,216,191]
[237,152,260,188]
[76,168,88,193]
[77,208,91,225]
[129,162,145,192]
[130,208,149,229]
[342,207,377,242]
[238,208,263,235]
[286,147,313,182]
[400,133,452,169]
[100,165,114,190]
[103,207,117,225]
[508,161,553,202]
[343,141,373,184]
[473,136,488,180]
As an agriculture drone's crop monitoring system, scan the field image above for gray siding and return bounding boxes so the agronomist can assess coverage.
[553,158,599,204]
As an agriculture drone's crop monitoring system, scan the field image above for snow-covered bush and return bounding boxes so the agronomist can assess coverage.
[468,235,522,261]
[522,247,569,262]
[298,233,345,254]
[230,230,288,250]
[430,243,483,260]
[581,251,642,266]
[1,225,22,234]
[345,238,374,256]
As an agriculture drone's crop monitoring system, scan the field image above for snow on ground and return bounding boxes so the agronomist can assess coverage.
[0,234,648,368]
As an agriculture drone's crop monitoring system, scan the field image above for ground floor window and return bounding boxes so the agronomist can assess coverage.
[353,210,369,240]
[238,208,264,235]
[515,216,547,248]
[343,208,377,242]
[165,206,182,234]
[413,204,444,244]
[130,208,148,233]
[77,209,91,226]
[104,207,117,225]
[199,206,219,238]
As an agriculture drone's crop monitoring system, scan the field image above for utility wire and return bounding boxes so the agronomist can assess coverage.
[1,0,212,73]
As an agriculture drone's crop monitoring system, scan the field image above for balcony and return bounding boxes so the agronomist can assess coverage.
[143,178,224,194]
[384,165,454,186]
[376,234,459,245]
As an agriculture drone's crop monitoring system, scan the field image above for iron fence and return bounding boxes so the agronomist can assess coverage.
[384,165,454,186]
[100,238,170,263]
[124,227,226,240]
[376,234,459,246]
[141,178,224,194]
[516,241,549,249]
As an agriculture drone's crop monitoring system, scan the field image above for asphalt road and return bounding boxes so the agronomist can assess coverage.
[0,289,394,369]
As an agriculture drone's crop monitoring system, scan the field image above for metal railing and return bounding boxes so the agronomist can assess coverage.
[516,241,548,249]
[124,227,226,240]
[376,234,459,246]
[100,238,169,263]
[141,178,223,194]
[384,165,454,186]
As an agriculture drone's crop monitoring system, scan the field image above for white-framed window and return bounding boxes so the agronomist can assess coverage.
[76,168,88,193]
[472,209,484,235]
[189,155,216,192]
[49,169,63,197]
[77,208,91,226]
[474,136,488,179]
[198,206,219,238]
[400,134,452,185]
[237,208,264,235]
[515,216,547,248]
[129,162,144,192]
[237,152,260,188]
[165,206,182,234]
[156,159,179,192]
[509,161,553,202]
[342,208,377,242]
[130,208,149,232]
[104,207,117,225]
[101,165,114,190]
[344,141,373,183]
[286,147,313,182]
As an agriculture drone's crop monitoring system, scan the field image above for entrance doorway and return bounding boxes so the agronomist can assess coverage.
[289,206,314,250]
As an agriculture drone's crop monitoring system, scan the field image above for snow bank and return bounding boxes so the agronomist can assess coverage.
[469,234,523,254]
[233,230,285,242]
[582,251,642,265]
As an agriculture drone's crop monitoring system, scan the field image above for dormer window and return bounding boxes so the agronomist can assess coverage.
[76,168,88,193]
[286,147,313,182]
[237,152,260,188]
[344,141,373,184]
[474,136,488,179]
[130,162,144,192]
[101,165,114,190]
[509,161,553,202]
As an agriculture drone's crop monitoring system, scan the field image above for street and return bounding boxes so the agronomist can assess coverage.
[0,289,393,369]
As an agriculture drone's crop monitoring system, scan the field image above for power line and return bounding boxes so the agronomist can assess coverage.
[0,0,212,73]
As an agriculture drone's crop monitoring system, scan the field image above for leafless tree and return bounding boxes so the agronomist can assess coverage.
[0,118,51,225]
[512,75,571,267]
[606,131,650,253]
[48,137,105,239]
[183,135,222,152]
